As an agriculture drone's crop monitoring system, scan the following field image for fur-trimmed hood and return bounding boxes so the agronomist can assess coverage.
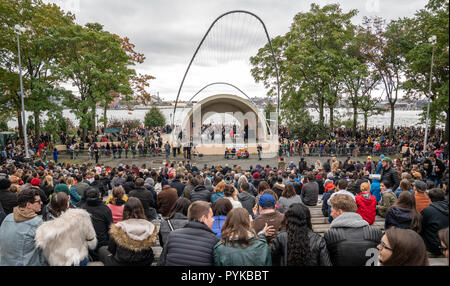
[35,208,97,266]
[110,219,158,252]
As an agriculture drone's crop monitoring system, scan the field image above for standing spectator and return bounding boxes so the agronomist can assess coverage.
[128,178,157,221]
[423,153,445,187]
[107,186,126,224]
[377,227,429,266]
[213,208,272,266]
[98,197,158,266]
[384,191,422,232]
[355,182,377,225]
[79,187,113,260]
[324,194,382,266]
[211,198,233,239]
[376,180,397,218]
[413,180,431,214]
[301,172,319,206]
[53,148,58,163]
[271,203,331,266]
[157,182,178,218]
[420,188,449,255]
[35,206,97,266]
[0,178,18,215]
[0,188,44,266]
[380,157,400,192]
[159,201,219,266]
[365,156,375,174]
[237,182,255,218]
[438,227,449,264]
[252,194,285,244]
[278,183,302,214]
[159,197,190,247]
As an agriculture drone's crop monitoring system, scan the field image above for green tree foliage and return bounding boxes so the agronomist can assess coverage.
[144,106,166,128]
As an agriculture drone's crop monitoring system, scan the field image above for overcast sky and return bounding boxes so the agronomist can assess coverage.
[44,0,428,102]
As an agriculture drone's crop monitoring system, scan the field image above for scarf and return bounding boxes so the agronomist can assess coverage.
[13,206,37,223]
[380,189,393,205]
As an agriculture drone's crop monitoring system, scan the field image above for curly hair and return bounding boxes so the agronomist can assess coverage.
[284,203,313,266]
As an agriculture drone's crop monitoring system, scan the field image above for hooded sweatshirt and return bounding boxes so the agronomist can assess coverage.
[384,206,413,230]
[356,192,377,225]
[238,192,255,217]
[330,212,369,229]
[420,201,449,254]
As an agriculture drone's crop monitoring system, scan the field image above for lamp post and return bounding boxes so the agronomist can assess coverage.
[15,24,29,158]
[423,35,437,153]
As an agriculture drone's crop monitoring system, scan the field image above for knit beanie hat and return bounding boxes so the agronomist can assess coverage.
[54,183,70,195]
[253,172,260,179]
[31,178,41,186]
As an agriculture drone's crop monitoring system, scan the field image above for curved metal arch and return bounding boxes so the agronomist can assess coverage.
[172,10,281,126]
[186,82,254,107]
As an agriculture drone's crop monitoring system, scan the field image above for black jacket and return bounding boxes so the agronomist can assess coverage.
[158,212,189,247]
[128,187,157,220]
[238,192,255,218]
[79,198,113,250]
[381,166,400,192]
[424,158,446,180]
[170,179,186,197]
[190,185,211,203]
[271,231,332,266]
[420,201,449,255]
[384,206,413,230]
[0,200,6,226]
[324,214,382,266]
[301,182,319,206]
[0,188,18,215]
[159,221,220,266]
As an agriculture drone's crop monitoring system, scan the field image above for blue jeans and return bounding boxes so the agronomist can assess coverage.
[427,178,440,188]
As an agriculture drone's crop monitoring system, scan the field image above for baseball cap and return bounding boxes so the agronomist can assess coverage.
[380,154,385,159]
[258,193,276,208]
[413,180,427,192]
[382,157,392,162]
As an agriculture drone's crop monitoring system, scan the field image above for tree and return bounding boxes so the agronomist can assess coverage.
[0,0,75,139]
[359,93,386,133]
[364,16,408,138]
[401,0,449,140]
[144,106,166,128]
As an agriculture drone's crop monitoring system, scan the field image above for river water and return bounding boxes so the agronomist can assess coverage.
[6,107,443,129]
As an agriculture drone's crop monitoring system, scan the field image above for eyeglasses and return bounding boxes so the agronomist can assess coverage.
[379,241,393,251]
[34,199,42,204]
[439,245,448,252]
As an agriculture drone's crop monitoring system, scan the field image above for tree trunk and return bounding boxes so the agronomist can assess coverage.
[103,104,108,129]
[34,110,40,139]
[364,113,368,134]
[352,103,358,138]
[329,107,334,132]
[319,97,324,125]
[91,106,96,135]
[390,103,395,139]
[445,110,449,142]
[430,113,437,136]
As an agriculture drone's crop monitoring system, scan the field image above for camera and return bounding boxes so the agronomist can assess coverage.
[224,176,233,184]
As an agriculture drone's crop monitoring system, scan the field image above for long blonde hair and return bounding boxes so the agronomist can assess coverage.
[44,175,54,187]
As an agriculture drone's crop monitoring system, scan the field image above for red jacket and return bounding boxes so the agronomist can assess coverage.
[356,192,377,225]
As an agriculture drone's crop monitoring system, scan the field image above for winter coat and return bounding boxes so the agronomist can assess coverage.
[324,212,382,266]
[73,182,90,198]
[423,158,445,181]
[128,186,157,221]
[212,215,227,239]
[370,180,381,203]
[190,185,211,203]
[224,196,242,209]
[356,192,377,225]
[159,221,220,266]
[79,199,113,250]
[0,201,5,226]
[301,182,319,206]
[322,190,335,217]
[381,166,400,193]
[278,195,302,214]
[170,180,186,197]
[238,192,255,218]
[213,236,272,266]
[420,201,449,255]
[271,231,332,266]
[0,187,18,215]
[376,191,396,218]
[159,212,188,247]
[211,192,224,204]
[157,186,178,217]
[35,208,97,266]
[42,201,77,222]
[103,219,158,266]
[182,183,195,200]
[0,209,44,266]
[384,206,413,230]
[415,192,431,214]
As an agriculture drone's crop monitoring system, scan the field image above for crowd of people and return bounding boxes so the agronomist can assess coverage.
[0,143,448,266]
